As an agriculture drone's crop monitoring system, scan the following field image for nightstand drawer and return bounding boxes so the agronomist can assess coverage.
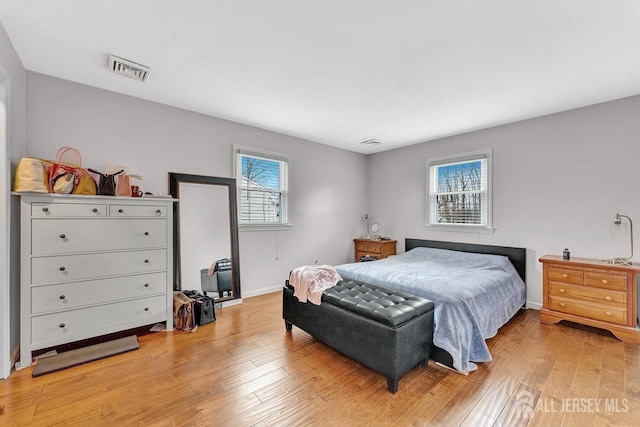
[584,271,627,291]
[356,243,381,253]
[366,245,381,254]
[549,281,627,304]
[548,267,582,285]
[549,295,627,325]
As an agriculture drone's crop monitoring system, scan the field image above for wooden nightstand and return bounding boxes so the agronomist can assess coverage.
[354,239,397,262]
[539,255,640,343]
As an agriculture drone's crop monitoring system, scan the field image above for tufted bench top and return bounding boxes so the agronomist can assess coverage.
[322,279,434,327]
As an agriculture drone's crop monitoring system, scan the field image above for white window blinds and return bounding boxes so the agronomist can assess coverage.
[234,146,290,226]
[427,150,492,229]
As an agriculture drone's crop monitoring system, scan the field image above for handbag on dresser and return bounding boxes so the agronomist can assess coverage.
[13,158,51,193]
[50,147,97,195]
[88,168,124,196]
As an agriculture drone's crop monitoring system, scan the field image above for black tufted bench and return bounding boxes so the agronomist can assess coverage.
[283,278,434,393]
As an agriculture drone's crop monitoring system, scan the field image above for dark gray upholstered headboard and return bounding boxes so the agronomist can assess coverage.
[405,238,527,283]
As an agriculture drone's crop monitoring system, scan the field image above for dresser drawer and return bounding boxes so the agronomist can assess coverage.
[584,271,627,291]
[549,281,627,304]
[31,295,166,346]
[548,267,582,285]
[31,249,167,285]
[549,295,627,325]
[110,205,166,217]
[31,272,167,314]
[32,202,107,217]
[32,218,167,255]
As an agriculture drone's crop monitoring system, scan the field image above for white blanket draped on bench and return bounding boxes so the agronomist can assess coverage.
[289,265,342,305]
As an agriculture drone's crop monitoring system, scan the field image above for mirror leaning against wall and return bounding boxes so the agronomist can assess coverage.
[169,173,241,303]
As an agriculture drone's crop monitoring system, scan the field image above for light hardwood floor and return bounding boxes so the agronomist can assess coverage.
[1,291,639,426]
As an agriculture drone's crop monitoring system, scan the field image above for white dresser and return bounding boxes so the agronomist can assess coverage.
[17,193,175,369]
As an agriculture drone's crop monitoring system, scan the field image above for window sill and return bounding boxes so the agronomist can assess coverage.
[239,224,292,232]
[425,224,495,234]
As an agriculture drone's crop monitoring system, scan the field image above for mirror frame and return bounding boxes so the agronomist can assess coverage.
[168,172,241,300]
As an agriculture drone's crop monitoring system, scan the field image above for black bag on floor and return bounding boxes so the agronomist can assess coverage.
[183,290,216,326]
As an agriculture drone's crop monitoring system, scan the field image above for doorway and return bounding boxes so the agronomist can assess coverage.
[0,77,10,378]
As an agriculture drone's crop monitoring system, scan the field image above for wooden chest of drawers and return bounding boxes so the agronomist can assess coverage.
[354,239,397,262]
[539,255,640,343]
[17,194,176,369]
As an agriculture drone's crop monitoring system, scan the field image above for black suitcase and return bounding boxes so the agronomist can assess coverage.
[183,290,216,326]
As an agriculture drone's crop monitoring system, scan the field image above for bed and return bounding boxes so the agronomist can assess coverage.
[333,238,526,373]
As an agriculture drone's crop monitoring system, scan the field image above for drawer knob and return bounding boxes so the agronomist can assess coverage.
[144,232,149,236]
[42,207,49,212]
[155,209,161,216]
[559,288,566,293]
[59,266,66,271]
[144,307,149,311]
[59,323,65,328]
[602,279,608,284]
[144,259,150,263]
[144,283,150,288]
[118,209,124,213]
[92,208,98,213]
[559,302,566,307]
[59,234,66,239]
[59,295,65,300]
[562,274,568,278]
[605,311,612,317]
[605,296,612,301]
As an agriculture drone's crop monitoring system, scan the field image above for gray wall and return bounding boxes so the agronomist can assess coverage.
[26,72,368,297]
[0,19,26,372]
[367,95,640,308]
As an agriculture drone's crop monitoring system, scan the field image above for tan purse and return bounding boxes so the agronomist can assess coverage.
[173,291,197,332]
[116,174,132,197]
[13,158,51,193]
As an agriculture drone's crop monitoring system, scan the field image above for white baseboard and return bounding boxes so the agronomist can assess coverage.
[242,285,282,299]
[220,298,243,308]
[527,302,542,310]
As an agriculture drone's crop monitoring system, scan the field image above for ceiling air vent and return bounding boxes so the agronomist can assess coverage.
[108,55,150,82]
[361,139,382,145]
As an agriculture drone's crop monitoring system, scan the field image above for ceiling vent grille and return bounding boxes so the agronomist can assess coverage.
[361,139,383,145]
[108,55,150,82]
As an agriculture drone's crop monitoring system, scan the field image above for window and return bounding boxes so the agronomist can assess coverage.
[426,149,493,232]
[233,145,291,228]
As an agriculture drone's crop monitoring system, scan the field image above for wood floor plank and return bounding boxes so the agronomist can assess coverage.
[1,291,639,426]
[458,367,525,426]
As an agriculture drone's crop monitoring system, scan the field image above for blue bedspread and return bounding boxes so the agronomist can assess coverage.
[334,247,526,373]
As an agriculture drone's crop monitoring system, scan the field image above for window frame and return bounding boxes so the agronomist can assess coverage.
[425,149,494,233]
[233,144,292,231]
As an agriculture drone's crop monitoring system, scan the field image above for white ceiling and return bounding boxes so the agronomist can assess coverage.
[1,1,639,154]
